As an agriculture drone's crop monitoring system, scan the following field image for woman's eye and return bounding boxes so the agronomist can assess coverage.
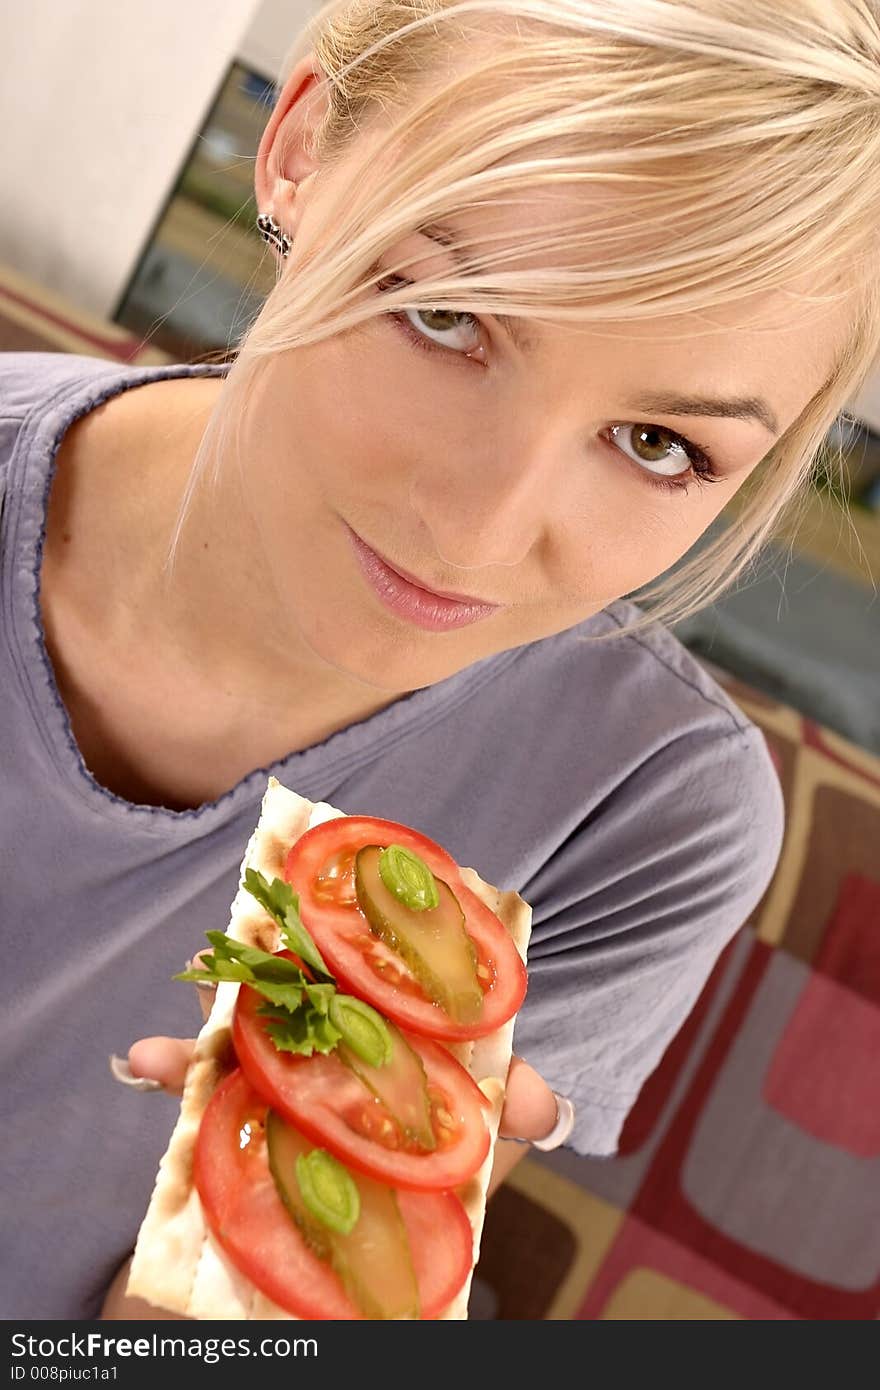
[607,423,694,479]
[605,422,720,495]
[407,305,482,353]
[377,276,484,359]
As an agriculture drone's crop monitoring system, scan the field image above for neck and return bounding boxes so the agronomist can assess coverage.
[57,374,403,749]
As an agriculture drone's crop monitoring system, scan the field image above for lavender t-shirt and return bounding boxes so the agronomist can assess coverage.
[0,352,785,1318]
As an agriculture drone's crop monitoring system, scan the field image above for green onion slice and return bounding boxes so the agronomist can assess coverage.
[328,993,393,1068]
[294,1149,360,1236]
[378,844,440,912]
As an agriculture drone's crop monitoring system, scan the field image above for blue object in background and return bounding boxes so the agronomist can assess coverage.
[862,473,880,513]
[668,533,879,755]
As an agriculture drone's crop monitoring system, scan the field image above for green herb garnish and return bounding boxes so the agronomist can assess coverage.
[175,871,392,1063]
[242,869,332,981]
[257,999,343,1057]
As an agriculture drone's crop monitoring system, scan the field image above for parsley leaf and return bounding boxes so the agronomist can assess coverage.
[257,1001,343,1056]
[242,869,332,981]
[174,869,392,1066]
[174,932,309,1013]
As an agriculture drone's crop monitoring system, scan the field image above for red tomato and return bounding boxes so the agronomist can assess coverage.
[233,970,491,1191]
[194,1069,473,1320]
[284,815,528,1041]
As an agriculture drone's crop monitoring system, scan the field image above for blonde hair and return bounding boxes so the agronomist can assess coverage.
[165,0,880,645]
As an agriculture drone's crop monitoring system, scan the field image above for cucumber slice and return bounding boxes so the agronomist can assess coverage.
[267,1111,420,1320]
[355,845,483,1025]
[338,1019,436,1151]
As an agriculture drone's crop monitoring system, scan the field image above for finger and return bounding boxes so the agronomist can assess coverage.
[186,949,216,1024]
[499,1056,560,1142]
[127,1036,196,1096]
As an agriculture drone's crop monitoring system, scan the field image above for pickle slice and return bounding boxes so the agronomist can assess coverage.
[267,1111,420,1320]
[338,1020,436,1151]
[355,845,483,1025]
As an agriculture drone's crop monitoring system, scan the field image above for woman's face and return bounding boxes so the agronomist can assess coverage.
[245,75,848,697]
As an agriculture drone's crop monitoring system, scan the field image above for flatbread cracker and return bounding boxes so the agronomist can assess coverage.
[127,777,532,1319]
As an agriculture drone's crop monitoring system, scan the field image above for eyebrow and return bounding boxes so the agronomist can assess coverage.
[624,391,779,435]
[419,222,780,436]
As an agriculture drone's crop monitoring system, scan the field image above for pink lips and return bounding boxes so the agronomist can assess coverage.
[344,525,503,632]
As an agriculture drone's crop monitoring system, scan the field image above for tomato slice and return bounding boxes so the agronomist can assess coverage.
[194,1069,474,1319]
[284,815,528,1041]
[232,970,491,1191]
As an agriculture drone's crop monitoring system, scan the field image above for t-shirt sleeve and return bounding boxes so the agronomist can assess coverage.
[513,719,785,1157]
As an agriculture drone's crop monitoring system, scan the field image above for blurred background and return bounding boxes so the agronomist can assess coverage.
[1,0,878,1321]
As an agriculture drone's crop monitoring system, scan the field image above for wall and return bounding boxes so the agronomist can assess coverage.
[239,0,318,80]
[0,0,265,319]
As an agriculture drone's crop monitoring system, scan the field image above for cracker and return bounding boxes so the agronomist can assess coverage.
[127,777,532,1319]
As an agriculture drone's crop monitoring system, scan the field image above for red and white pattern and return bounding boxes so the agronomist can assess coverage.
[477,672,880,1320]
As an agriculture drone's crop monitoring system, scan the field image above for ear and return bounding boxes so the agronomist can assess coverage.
[254,52,331,233]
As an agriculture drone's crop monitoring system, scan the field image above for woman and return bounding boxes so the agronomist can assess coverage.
[2,0,878,1320]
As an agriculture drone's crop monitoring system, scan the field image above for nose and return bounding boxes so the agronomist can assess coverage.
[408,428,560,570]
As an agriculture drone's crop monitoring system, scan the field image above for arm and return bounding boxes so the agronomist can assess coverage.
[487,1137,529,1198]
[511,722,786,1158]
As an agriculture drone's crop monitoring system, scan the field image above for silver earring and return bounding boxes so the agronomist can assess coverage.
[256,211,292,258]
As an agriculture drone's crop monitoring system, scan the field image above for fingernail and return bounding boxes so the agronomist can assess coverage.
[185,959,213,993]
[530,1093,576,1152]
[109,1054,164,1093]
